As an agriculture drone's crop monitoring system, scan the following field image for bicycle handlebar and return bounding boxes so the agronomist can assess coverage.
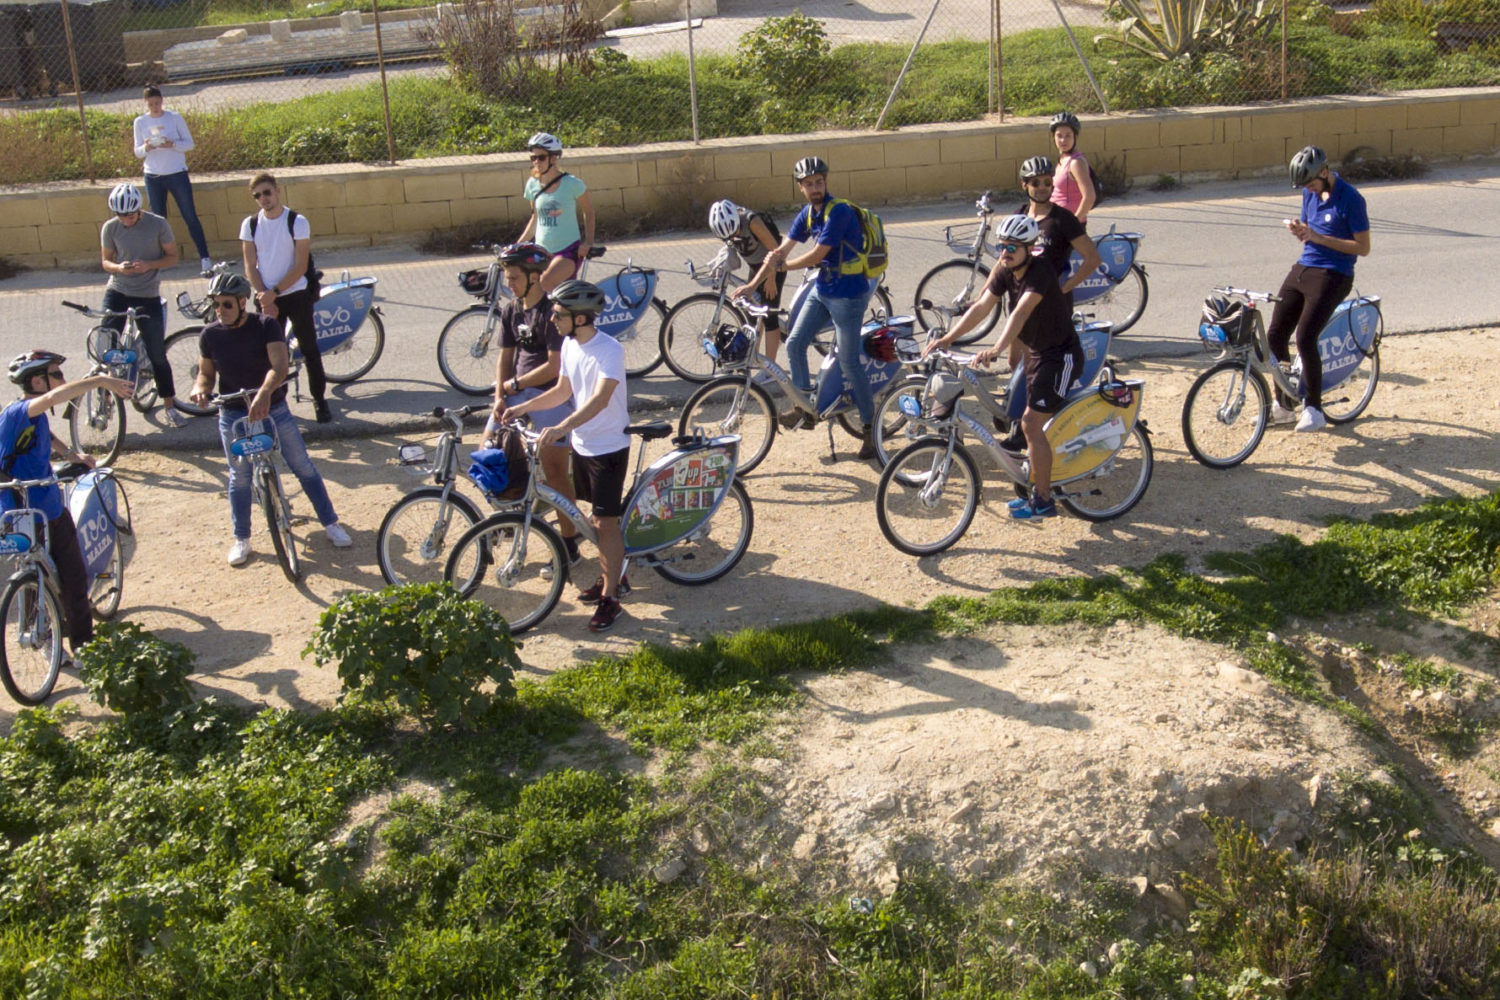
[1212,285,1282,304]
[430,404,483,421]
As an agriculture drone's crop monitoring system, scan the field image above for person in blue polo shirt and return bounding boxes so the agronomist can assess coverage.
[1269,145,1372,433]
[737,155,879,459]
[0,352,134,658]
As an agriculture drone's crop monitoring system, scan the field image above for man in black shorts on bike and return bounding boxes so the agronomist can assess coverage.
[923,214,1083,520]
[500,279,630,633]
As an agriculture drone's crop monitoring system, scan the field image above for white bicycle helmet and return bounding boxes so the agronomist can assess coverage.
[108,182,142,215]
[708,200,743,240]
[993,214,1041,246]
[526,132,563,154]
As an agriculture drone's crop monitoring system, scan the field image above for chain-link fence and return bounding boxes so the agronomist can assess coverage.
[4,0,1500,185]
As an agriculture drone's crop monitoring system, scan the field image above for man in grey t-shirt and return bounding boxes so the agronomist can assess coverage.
[99,182,189,427]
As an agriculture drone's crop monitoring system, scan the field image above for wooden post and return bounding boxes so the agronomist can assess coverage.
[372,0,397,163]
[59,0,96,183]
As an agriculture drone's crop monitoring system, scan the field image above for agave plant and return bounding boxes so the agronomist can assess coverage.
[1095,0,1281,61]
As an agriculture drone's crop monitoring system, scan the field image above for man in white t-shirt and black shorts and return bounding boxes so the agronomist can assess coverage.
[240,172,331,423]
[500,279,630,633]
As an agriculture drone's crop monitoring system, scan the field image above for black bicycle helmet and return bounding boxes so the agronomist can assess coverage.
[208,271,252,299]
[497,242,552,273]
[9,350,65,388]
[1289,145,1327,187]
[550,279,608,319]
[1201,295,1243,327]
[1021,155,1054,181]
[1049,111,1081,135]
[793,156,829,180]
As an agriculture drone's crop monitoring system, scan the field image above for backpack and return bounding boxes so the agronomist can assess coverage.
[809,197,889,281]
[248,208,322,300]
[1064,153,1105,206]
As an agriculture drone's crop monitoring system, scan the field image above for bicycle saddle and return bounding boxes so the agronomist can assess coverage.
[626,421,674,441]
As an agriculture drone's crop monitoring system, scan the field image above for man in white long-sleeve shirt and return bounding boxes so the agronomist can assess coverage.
[133,86,211,274]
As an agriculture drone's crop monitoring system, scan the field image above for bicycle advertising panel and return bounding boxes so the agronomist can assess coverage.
[68,470,123,579]
[595,269,658,343]
[1068,232,1140,305]
[1308,296,1381,393]
[1043,380,1144,485]
[623,437,739,553]
[305,277,376,358]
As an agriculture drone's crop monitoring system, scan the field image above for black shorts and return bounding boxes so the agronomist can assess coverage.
[1025,345,1084,414]
[759,271,786,331]
[571,447,630,518]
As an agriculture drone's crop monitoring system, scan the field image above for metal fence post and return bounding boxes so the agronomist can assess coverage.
[372,0,397,163]
[59,0,96,183]
[993,0,1002,120]
[875,0,942,131]
[686,0,700,144]
[1048,0,1108,113]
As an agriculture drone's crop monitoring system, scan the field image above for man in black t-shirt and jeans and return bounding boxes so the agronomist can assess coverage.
[923,214,1083,520]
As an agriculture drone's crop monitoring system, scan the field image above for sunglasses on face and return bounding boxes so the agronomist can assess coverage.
[999,243,1029,254]
[47,370,65,380]
[213,299,239,311]
[551,310,573,320]
[1026,177,1053,187]
[252,189,276,199]
[529,153,551,162]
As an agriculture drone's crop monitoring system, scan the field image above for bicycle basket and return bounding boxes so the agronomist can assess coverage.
[458,263,501,300]
[467,428,529,501]
[86,325,116,363]
[1198,297,1254,350]
[943,220,992,255]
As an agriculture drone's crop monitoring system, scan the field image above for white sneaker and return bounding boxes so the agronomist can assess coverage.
[1269,401,1297,426]
[751,369,775,386]
[162,406,190,429]
[1295,406,1327,433]
[200,257,213,276]
[227,537,252,566]
[325,522,353,547]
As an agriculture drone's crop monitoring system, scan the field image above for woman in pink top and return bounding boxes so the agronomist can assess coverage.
[1048,111,1096,227]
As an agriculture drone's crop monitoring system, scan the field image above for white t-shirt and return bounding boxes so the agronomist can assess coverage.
[239,208,310,294]
[133,109,194,176]
[559,331,628,456]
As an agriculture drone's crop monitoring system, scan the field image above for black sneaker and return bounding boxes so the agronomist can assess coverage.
[998,427,1026,454]
[563,535,583,567]
[856,424,877,460]
[578,573,631,605]
[588,596,624,633]
[314,399,333,423]
[778,408,815,431]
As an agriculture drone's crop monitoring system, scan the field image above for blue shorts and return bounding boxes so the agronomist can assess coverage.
[485,386,572,445]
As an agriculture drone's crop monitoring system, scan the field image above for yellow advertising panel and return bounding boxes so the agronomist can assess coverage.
[1041,382,1144,484]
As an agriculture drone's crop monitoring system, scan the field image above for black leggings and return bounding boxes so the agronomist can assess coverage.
[48,512,93,651]
[273,288,326,403]
[1266,264,1352,409]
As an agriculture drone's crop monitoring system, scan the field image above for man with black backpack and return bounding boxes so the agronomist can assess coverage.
[240,173,331,423]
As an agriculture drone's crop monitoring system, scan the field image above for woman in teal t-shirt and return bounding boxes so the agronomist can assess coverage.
[517,132,595,292]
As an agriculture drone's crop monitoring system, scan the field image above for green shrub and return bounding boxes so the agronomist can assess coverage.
[735,13,832,96]
[304,582,521,728]
[76,621,194,719]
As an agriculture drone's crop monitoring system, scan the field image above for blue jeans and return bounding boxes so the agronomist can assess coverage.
[101,288,172,400]
[218,400,338,539]
[785,281,876,425]
[144,170,210,261]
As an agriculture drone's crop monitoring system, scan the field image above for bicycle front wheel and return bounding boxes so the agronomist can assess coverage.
[1322,344,1380,425]
[89,480,130,620]
[323,309,385,383]
[164,328,214,416]
[437,305,499,396]
[376,487,484,587]
[659,293,747,383]
[914,259,997,344]
[1086,264,1148,335]
[872,374,930,468]
[652,479,754,586]
[1058,425,1154,522]
[444,513,567,635]
[259,465,303,582]
[678,378,777,475]
[0,574,65,706]
[132,356,159,414]
[611,298,665,378]
[68,389,125,467]
[876,438,981,556]
[1182,361,1270,469]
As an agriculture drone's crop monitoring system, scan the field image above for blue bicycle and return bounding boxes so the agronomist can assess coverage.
[0,464,130,705]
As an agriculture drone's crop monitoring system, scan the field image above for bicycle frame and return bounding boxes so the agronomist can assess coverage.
[1198,286,1383,397]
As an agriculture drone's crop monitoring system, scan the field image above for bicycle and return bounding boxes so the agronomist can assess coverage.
[875,365,1154,556]
[58,300,162,466]
[437,244,666,393]
[443,421,754,634]
[659,248,897,384]
[1181,285,1383,469]
[166,261,386,417]
[376,404,488,587]
[912,192,1150,338]
[212,389,306,582]
[0,463,131,705]
[676,301,921,474]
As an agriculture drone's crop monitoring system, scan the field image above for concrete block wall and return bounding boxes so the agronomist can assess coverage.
[5,87,1498,269]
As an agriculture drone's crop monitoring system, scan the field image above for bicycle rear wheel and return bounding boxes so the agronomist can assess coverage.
[678,378,776,475]
[659,293,747,383]
[259,465,303,583]
[611,298,665,378]
[132,357,159,414]
[876,438,981,556]
[0,573,65,706]
[913,259,997,344]
[164,328,214,416]
[376,487,484,587]
[323,310,385,383]
[652,479,754,585]
[1321,344,1380,425]
[437,305,499,396]
[1057,425,1154,522]
[89,480,130,620]
[68,389,125,467]
[444,513,567,635]
[1085,264,1148,335]
[1181,361,1269,469]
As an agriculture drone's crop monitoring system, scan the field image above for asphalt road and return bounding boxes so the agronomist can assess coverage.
[3,160,1497,457]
